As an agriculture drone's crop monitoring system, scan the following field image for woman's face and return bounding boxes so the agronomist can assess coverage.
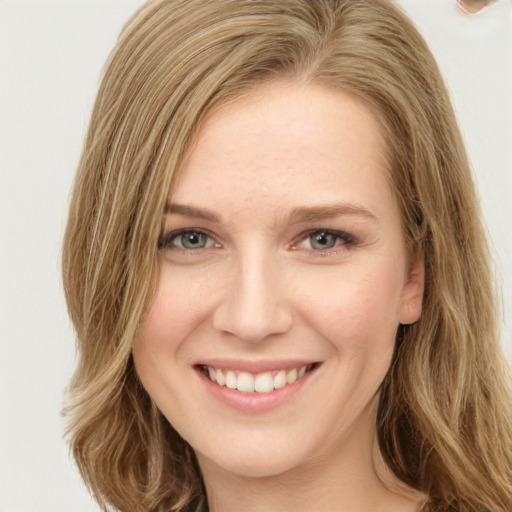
[133,82,423,480]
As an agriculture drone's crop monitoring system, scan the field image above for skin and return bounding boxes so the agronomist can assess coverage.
[133,81,425,512]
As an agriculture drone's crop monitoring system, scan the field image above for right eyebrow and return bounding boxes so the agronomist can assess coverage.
[164,203,221,223]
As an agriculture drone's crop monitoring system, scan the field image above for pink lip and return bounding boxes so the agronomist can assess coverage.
[194,362,320,414]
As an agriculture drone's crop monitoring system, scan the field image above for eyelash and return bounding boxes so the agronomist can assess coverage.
[158,228,357,255]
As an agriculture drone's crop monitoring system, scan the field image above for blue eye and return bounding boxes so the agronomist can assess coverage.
[158,230,217,251]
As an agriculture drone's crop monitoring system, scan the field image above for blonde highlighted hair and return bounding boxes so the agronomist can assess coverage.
[62,1,512,510]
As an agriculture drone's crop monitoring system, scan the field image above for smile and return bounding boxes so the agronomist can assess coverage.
[199,364,315,393]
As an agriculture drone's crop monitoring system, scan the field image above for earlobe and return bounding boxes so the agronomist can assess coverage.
[399,252,425,325]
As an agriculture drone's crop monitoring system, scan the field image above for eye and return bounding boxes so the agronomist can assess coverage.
[158,230,219,251]
[309,231,338,250]
[294,229,355,252]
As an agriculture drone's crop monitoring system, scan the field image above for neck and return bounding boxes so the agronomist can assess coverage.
[197,398,423,512]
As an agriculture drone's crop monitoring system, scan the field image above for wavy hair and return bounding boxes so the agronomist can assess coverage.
[62,1,512,510]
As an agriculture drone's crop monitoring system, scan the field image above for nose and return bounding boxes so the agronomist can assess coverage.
[212,250,293,344]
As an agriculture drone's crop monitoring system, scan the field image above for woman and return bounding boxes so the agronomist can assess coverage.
[62,1,512,511]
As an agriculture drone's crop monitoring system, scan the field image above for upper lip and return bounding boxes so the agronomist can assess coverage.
[194,359,320,373]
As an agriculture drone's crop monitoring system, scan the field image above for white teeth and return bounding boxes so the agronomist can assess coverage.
[273,370,287,390]
[204,364,313,393]
[225,371,237,390]
[254,372,274,393]
[215,369,225,386]
[237,372,254,392]
[286,368,297,384]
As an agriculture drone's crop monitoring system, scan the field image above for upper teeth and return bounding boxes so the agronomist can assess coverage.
[205,365,310,393]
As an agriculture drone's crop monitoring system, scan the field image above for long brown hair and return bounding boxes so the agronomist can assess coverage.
[62,1,512,510]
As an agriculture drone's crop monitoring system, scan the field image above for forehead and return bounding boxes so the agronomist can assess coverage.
[170,81,393,222]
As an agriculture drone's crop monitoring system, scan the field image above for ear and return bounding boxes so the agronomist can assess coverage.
[398,252,425,325]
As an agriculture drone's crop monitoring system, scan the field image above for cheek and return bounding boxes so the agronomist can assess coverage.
[133,269,215,418]
[133,296,174,389]
[133,274,200,393]
[140,266,215,346]
[295,262,404,353]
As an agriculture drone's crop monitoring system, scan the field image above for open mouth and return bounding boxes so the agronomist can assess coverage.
[197,363,319,394]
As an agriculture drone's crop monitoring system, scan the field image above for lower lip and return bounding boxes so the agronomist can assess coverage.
[195,366,319,414]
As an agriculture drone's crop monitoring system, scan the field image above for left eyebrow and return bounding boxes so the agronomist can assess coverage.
[286,203,378,224]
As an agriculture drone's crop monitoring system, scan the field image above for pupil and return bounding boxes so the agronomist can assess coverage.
[311,232,335,250]
[183,232,204,248]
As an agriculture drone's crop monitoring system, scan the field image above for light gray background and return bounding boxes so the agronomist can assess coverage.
[1,1,511,510]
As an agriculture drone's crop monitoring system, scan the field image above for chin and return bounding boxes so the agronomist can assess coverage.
[193,432,315,480]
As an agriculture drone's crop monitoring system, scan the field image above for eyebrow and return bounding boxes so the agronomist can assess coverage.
[165,202,377,224]
[165,203,221,222]
[286,203,378,224]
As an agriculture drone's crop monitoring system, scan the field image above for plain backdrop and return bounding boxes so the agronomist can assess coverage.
[0,1,511,510]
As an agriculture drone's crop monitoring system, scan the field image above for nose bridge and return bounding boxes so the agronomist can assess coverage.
[213,242,293,343]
